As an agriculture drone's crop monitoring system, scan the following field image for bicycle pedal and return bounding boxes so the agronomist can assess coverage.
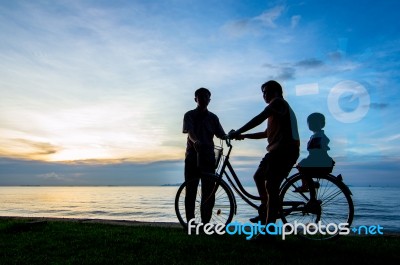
[305,200,322,215]
[293,187,309,193]
[249,215,266,225]
[249,216,261,223]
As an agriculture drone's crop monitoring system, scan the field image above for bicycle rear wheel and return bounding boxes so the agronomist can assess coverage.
[280,173,354,240]
[175,174,235,229]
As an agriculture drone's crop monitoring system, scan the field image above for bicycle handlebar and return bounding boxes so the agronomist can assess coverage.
[223,129,237,147]
[224,137,232,147]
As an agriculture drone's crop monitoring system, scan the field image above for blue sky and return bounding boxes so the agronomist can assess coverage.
[0,0,399,186]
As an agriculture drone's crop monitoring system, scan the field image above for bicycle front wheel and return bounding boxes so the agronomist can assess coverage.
[175,174,235,229]
[280,173,354,240]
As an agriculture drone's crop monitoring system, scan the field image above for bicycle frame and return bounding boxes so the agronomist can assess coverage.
[214,139,319,211]
[214,139,261,210]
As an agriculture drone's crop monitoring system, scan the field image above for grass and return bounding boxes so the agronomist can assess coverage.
[0,218,399,265]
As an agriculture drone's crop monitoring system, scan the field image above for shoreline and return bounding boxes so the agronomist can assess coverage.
[0,216,182,228]
[2,216,400,237]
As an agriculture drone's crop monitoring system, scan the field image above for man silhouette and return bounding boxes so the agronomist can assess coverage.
[230,80,300,237]
[183,88,226,223]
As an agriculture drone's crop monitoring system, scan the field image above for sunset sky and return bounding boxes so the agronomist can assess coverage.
[1,0,399,186]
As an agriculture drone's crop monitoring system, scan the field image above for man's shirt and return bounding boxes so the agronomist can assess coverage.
[264,98,300,152]
[183,108,225,156]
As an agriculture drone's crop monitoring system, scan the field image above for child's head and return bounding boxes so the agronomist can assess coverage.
[307,112,325,132]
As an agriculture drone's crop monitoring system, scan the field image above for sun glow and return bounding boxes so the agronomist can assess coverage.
[0,102,183,163]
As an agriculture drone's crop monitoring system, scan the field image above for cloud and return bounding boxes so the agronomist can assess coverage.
[262,63,278,69]
[253,6,285,28]
[295,58,324,68]
[291,15,301,28]
[2,155,398,187]
[273,67,296,81]
[328,51,343,60]
[0,157,183,186]
[382,134,400,142]
[17,139,59,155]
[1,0,400,189]
[262,63,296,81]
[369,103,389,110]
[333,156,400,186]
[0,138,60,160]
[262,58,324,82]
[221,5,286,37]
[0,2,197,162]
[37,172,64,181]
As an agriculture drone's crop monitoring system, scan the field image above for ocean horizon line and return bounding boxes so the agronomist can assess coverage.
[1,184,399,188]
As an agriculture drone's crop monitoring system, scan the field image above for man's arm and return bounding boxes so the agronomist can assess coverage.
[187,131,198,143]
[235,107,272,134]
[214,116,227,139]
[242,131,268,139]
[187,129,202,152]
[183,112,201,150]
[235,128,268,140]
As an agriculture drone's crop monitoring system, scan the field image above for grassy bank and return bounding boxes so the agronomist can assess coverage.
[0,218,399,265]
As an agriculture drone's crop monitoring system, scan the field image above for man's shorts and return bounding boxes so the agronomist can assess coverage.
[259,146,299,181]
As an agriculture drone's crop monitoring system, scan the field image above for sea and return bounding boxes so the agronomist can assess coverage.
[0,186,399,233]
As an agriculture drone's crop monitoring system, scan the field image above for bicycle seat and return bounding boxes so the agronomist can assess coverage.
[297,160,335,175]
[297,165,334,175]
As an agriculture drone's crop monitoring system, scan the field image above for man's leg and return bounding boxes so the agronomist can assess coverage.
[266,148,299,225]
[265,176,282,225]
[249,154,270,224]
[184,155,200,222]
[254,167,268,206]
[200,175,215,223]
[200,158,216,223]
[249,169,269,226]
[254,153,270,206]
[252,164,278,241]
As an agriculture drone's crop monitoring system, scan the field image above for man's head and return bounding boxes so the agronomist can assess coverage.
[194,87,211,110]
[261,80,283,103]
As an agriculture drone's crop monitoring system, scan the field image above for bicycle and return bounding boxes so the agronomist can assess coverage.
[175,138,354,240]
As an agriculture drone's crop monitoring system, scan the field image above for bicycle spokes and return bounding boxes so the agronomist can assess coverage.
[175,175,235,228]
[280,174,354,240]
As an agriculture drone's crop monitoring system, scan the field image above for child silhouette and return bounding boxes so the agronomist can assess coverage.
[296,112,334,192]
